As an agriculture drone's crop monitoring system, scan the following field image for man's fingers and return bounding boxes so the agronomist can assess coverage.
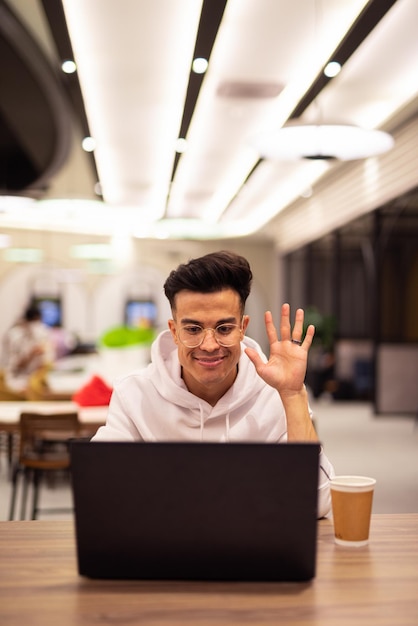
[279,303,291,342]
[264,310,279,343]
[302,324,315,348]
[266,305,313,348]
[244,347,264,370]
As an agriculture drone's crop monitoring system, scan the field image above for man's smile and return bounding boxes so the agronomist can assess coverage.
[193,354,226,367]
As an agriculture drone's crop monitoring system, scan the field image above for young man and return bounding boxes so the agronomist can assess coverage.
[93,251,334,516]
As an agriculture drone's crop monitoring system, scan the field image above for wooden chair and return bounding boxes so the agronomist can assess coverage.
[8,411,80,520]
[0,369,28,473]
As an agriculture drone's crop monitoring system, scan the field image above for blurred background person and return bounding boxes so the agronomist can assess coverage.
[2,304,55,394]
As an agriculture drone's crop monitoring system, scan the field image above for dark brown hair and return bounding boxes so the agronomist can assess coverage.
[163,251,253,313]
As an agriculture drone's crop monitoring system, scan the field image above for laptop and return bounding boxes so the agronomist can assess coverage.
[70,441,320,581]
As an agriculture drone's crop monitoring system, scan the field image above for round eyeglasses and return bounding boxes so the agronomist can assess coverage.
[177,323,243,348]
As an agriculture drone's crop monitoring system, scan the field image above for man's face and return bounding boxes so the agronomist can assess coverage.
[168,289,249,405]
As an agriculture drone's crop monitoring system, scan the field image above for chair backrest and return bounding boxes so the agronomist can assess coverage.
[18,411,79,463]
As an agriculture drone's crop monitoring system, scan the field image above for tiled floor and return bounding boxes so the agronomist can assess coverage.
[1,399,417,521]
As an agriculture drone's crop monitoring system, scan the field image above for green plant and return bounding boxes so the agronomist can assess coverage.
[303,306,337,352]
[99,325,156,348]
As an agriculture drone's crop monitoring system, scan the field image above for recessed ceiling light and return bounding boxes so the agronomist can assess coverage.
[94,182,103,196]
[82,136,96,152]
[175,138,188,153]
[192,57,208,74]
[324,61,341,78]
[61,59,77,74]
[301,186,313,198]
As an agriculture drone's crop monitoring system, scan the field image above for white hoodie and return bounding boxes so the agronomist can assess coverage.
[93,330,334,517]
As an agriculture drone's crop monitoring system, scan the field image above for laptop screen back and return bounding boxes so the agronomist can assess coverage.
[70,441,320,581]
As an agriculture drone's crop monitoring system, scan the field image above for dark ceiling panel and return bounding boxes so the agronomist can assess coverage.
[0,0,72,194]
[168,0,228,185]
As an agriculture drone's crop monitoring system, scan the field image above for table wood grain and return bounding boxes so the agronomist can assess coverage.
[0,514,417,625]
[0,401,107,435]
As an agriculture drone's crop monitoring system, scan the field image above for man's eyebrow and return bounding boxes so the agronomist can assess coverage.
[179,316,238,326]
[179,318,202,326]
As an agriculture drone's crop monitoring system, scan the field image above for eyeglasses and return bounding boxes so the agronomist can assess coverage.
[176,322,243,348]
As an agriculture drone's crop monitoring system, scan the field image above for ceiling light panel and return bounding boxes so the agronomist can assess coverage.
[223,159,329,229]
[62,0,203,214]
[0,198,156,236]
[166,0,368,222]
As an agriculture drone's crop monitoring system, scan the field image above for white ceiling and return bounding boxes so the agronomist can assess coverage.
[2,0,418,245]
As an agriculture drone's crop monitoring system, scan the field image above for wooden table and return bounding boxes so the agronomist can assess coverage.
[0,400,107,433]
[0,514,417,625]
[0,401,107,428]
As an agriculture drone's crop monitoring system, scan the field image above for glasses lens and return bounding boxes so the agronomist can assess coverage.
[179,325,203,347]
[178,324,241,347]
[214,324,241,346]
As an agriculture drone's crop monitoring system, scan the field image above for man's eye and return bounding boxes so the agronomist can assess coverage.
[217,324,234,335]
[184,326,202,335]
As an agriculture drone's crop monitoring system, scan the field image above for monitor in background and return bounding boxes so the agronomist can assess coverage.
[124,299,157,328]
[31,296,62,327]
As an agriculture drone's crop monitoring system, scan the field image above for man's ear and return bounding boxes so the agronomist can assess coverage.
[242,315,250,333]
[168,319,178,343]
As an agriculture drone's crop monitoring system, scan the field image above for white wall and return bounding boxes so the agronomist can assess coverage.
[376,344,418,414]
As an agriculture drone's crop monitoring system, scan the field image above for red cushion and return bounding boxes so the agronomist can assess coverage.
[72,375,113,406]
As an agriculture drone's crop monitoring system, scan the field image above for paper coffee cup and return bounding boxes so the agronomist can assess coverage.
[330,476,376,547]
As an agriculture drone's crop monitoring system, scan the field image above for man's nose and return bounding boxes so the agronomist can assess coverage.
[199,328,220,350]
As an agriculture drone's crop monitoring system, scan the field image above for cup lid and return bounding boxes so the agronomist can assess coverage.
[330,475,376,492]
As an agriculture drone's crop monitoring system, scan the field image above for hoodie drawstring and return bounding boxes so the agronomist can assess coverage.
[199,405,204,441]
[225,412,230,442]
[199,405,231,442]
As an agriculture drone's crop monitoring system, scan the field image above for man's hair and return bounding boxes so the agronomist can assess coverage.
[164,251,253,313]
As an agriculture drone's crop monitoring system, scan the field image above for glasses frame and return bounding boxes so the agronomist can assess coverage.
[175,317,245,348]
